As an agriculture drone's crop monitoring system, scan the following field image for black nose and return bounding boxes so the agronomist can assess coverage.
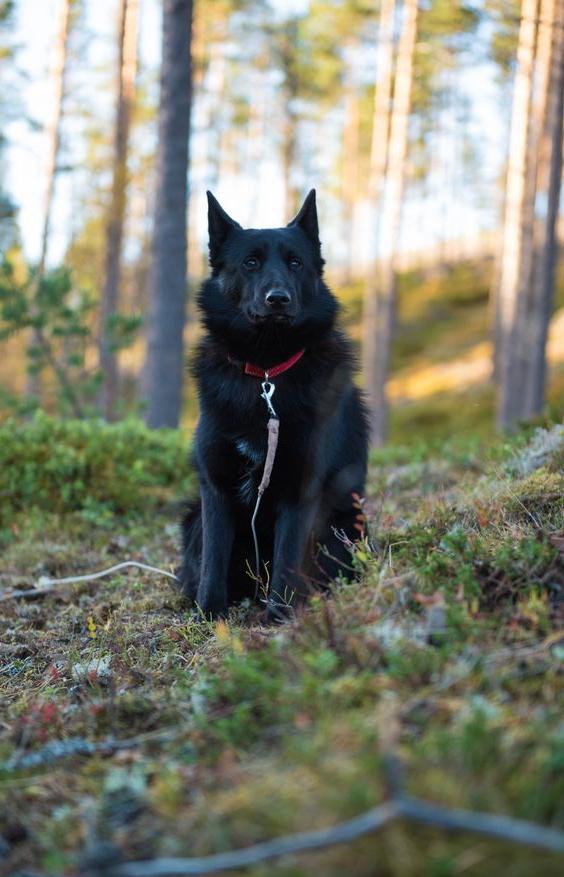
[265,289,291,306]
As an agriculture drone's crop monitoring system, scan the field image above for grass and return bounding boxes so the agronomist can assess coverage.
[1,419,563,875]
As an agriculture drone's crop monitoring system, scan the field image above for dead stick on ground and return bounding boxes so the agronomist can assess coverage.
[93,755,564,876]
[105,799,564,877]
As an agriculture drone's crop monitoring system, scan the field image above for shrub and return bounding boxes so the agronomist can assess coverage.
[0,413,193,538]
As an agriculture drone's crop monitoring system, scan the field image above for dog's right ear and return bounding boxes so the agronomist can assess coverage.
[207,191,241,264]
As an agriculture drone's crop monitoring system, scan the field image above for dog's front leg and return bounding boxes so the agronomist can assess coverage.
[196,482,234,619]
[268,499,319,622]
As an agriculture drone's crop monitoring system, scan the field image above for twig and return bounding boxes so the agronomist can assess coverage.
[1,729,176,773]
[100,754,564,877]
[1,738,137,772]
[0,561,178,602]
[36,324,85,419]
[108,802,401,876]
[399,796,564,852]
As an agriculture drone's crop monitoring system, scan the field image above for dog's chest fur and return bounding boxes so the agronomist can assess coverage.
[235,433,266,503]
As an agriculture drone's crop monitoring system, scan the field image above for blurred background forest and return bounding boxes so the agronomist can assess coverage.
[0,0,563,446]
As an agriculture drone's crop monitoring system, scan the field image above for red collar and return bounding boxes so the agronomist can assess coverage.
[230,348,306,379]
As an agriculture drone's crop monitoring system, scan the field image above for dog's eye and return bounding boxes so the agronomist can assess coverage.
[243,256,259,270]
[289,257,302,270]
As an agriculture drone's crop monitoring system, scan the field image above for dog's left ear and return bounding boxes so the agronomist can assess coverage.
[207,191,242,265]
[287,189,319,247]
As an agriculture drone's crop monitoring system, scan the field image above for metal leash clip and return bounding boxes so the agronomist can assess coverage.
[260,374,278,418]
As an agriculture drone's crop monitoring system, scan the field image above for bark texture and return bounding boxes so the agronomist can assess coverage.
[364,0,418,446]
[496,0,539,429]
[362,0,396,441]
[99,0,139,421]
[496,0,563,428]
[144,0,193,429]
[522,0,564,417]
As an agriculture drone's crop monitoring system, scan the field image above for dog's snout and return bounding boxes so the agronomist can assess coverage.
[265,289,291,307]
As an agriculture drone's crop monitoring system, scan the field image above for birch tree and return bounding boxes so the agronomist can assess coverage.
[144,0,193,429]
[98,0,139,421]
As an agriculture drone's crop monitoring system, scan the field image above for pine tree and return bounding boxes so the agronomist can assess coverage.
[26,0,74,402]
[364,0,419,446]
[495,0,563,428]
[521,0,564,417]
[98,0,139,421]
[144,0,193,429]
[362,0,396,439]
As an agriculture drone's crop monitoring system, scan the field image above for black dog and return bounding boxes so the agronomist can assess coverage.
[179,190,368,621]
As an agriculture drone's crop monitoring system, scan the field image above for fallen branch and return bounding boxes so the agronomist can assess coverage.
[0,561,178,602]
[108,802,401,876]
[3,737,141,772]
[399,796,564,852]
[102,756,564,877]
[1,729,177,773]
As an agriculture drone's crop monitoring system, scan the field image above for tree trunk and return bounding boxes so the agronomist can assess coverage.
[521,0,564,418]
[368,0,396,210]
[341,46,361,284]
[362,0,396,442]
[26,0,73,402]
[282,114,299,218]
[98,0,139,421]
[280,19,300,219]
[364,0,418,446]
[144,0,193,429]
[495,0,538,430]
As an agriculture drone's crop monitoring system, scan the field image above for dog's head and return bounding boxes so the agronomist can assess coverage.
[199,190,337,356]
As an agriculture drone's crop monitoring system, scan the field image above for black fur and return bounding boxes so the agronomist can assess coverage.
[179,189,368,621]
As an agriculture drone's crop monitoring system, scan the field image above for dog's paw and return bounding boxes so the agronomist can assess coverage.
[175,569,198,602]
[192,594,228,622]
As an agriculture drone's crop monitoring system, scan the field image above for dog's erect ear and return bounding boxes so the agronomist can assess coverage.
[207,191,241,263]
[287,189,319,247]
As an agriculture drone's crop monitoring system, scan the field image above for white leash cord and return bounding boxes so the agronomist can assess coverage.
[37,561,179,586]
[251,376,280,590]
[0,561,179,601]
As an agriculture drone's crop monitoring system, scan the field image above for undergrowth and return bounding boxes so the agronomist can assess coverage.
[0,421,563,876]
[0,413,194,543]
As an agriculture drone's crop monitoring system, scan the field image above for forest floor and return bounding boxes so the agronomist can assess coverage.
[1,418,563,876]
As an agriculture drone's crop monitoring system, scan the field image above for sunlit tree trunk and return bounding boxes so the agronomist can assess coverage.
[341,45,361,283]
[364,0,418,446]
[144,0,193,429]
[280,18,300,218]
[282,114,299,218]
[495,0,538,430]
[26,0,73,402]
[362,0,396,442]
[98,0,139,421]
[368,0,396,211]
[522,0,564,417]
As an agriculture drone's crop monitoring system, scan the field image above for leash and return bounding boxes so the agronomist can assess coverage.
[1,561,179,602]
[234,349,305,594]
[251,375,279,593]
